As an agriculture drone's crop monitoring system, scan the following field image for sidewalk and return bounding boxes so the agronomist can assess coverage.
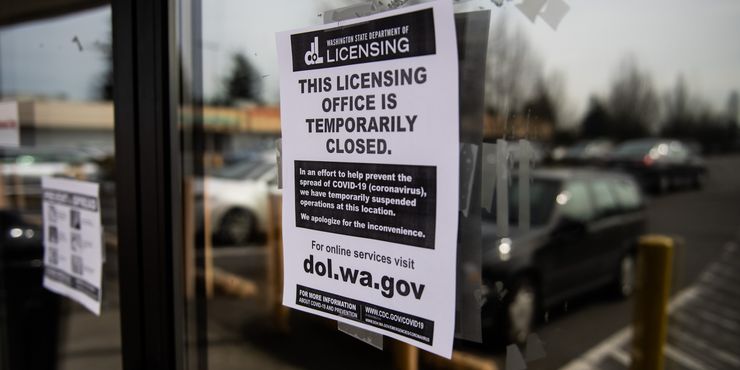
[561,238,740,370]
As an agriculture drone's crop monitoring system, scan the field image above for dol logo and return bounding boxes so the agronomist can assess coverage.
[304,36,324,65]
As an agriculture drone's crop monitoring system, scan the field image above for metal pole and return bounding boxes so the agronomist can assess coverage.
[630,235,673,370]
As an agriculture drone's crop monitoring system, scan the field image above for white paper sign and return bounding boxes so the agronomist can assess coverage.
[276,1,459,357]
[0,101,20,148]
[42,177,103,315]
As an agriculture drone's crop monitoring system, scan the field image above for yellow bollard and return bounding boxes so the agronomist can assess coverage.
[391,340,418,370]
[630,235,673,370]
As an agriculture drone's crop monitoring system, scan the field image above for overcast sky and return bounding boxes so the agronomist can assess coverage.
[1,0,738,124]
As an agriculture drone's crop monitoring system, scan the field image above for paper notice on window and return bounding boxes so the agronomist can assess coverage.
[0,101,20,148]
[276,1,459,358]
[42,177,103,315]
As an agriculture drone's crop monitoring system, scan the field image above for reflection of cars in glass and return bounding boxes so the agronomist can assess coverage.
[0,210,42,249]
[222,148,274,166]
[205,160,278,245]
[555,139,614,165]
[0,147,100,178]
[1,148,102,214]
[0,210,60,369]
[481,169,646,343]
[605,138,707,193]
[0,147,102,199]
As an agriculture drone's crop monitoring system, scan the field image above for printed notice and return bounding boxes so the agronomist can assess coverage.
[0,101,20,147]
[42,177,103,315]
[277,1,459,357]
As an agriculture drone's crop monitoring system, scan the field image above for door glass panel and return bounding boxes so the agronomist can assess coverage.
[0,6,121,370]
[188,1,740,369]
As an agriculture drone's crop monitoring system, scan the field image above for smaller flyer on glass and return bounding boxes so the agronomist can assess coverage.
[0,101,20,148]
[42,177,103,315]
[276,0,459,358]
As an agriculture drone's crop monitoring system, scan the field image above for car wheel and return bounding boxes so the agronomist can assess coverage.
[505,278,538,344]
[218,208,255,245]
[615,253,636,298]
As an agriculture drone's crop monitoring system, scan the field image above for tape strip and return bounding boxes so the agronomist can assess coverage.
[453,9,490,343]
[338,321,384,350]
[496,139,510,238]
[275,138,282,189]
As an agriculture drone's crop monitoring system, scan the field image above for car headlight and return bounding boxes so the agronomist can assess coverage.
[498,238,512,261]
[9,228,23,238]
[9,227,35,239]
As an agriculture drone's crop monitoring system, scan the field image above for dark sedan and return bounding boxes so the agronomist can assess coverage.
[605,138,707,193]
[481,169,646,343]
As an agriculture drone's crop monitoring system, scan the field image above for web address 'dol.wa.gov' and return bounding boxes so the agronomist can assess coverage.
[303,254,425,299]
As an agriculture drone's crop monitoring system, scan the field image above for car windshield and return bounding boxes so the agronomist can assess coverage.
[211,161,274,181]
[610,141,659,158]
[483,178,561,227]
[565,142,589,156]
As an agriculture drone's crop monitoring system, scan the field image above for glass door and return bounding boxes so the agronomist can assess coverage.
[0,4,122,370]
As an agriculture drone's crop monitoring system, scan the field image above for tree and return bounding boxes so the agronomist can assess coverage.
[606,57,659,139]
[726,90,739,125]
[216,52,262,106]
[522,71,568,127]
[522,81,556,123]
[486,16,542,116]
[662,75,700,132]
[580,97,613,138]
[93,26,114,101]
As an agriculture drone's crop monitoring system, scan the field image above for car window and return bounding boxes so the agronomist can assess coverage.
[559,181,595,222]
[612,179,642,211]
[669,141,689,161]
[591,180,620,217]
[483,178,561,227]
[610,140,655,158]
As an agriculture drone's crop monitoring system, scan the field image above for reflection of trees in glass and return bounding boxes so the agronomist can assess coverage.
[663,75,694,128]
[606,57,658,139]
[214,52,262,106]
[524,74,565,125]
[580,97,613,139]
[485,16,568,140]
[94,22,113,101]
[726,91,738,126]
[486,16,541,117]
[661,82,739,153]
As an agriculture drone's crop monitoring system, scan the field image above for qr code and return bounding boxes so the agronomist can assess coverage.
[71,255,83,275]
[48,248,59,265]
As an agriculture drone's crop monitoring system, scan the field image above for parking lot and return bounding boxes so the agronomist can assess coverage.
[201,154,740,369]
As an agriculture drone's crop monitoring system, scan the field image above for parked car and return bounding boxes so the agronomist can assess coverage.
[605,138,707,193]
[205,160,278,245]
[481,169,646,343]
[0,210,61,370]
[1,148,101,214]
[222,148,274,166]
[0,146,100,178]
[556,139,614,166]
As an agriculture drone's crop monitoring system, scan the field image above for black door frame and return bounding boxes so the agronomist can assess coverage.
[112,0,205,369]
